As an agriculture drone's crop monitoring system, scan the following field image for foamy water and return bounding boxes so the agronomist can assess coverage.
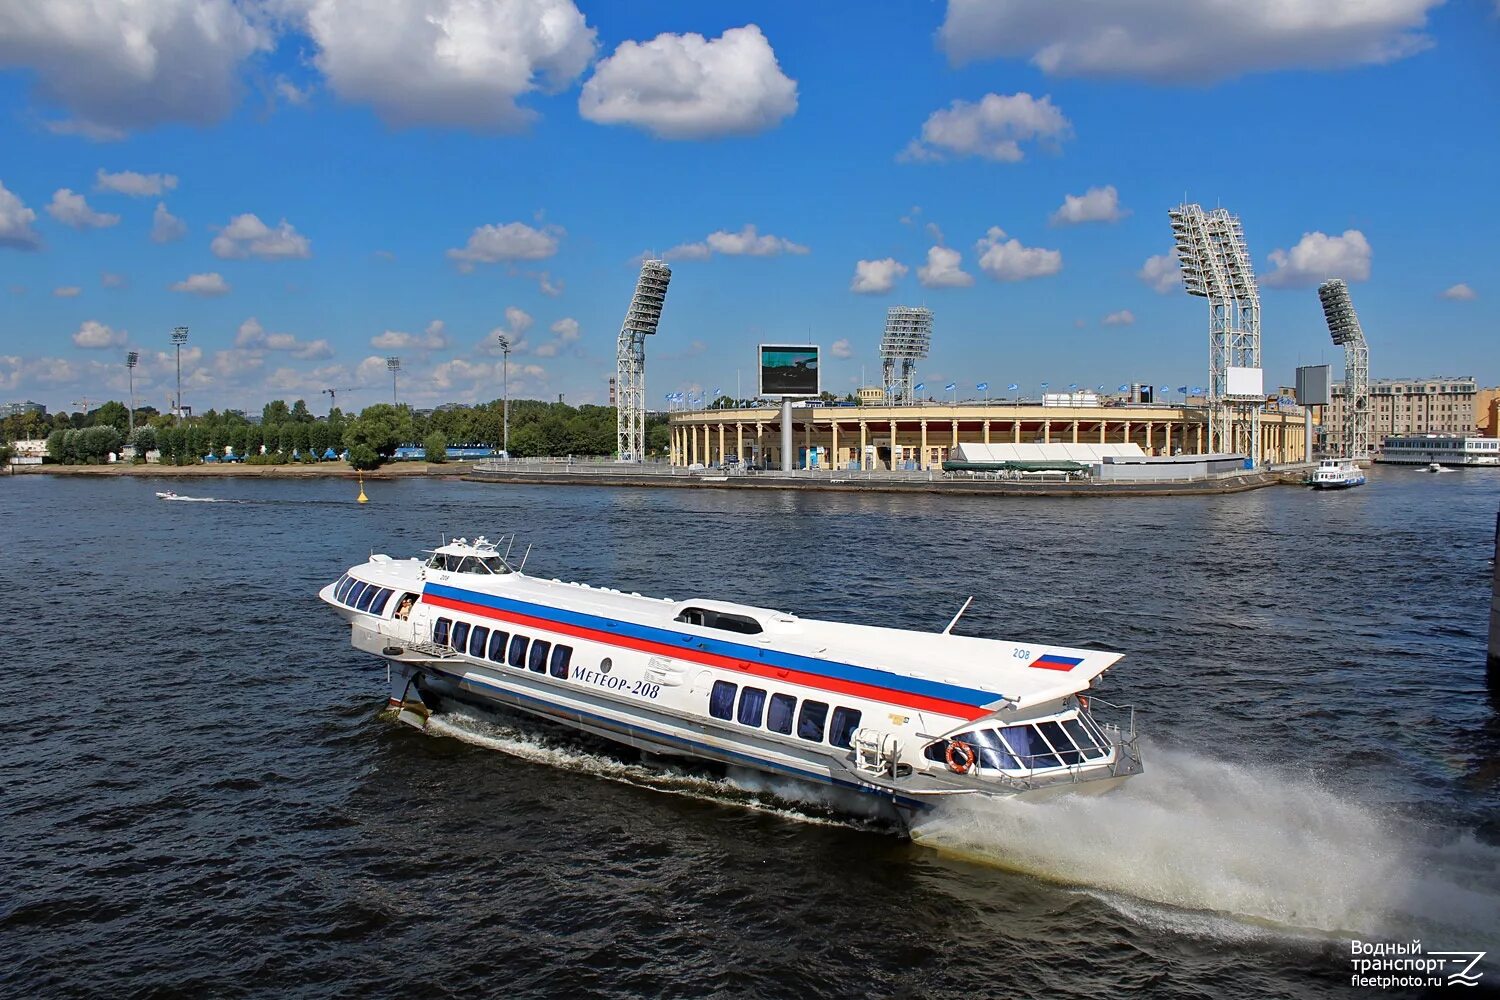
[909,745,1500,940]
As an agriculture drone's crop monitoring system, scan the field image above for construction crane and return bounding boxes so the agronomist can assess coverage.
[322,386,366,414]
[70,397,92,416]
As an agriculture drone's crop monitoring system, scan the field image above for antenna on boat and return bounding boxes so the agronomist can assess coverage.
[942,596,974,635]
[503,536,516,561]
[518,543,532,573]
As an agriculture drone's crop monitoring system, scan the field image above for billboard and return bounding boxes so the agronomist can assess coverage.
[1226,366,1264,399]
[759,344,820,397]
[1295,364,1331,406]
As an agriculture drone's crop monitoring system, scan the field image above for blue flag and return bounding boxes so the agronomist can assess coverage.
[1177,386,1188,394]
[1040,382,1050,389]
[1160,386,1171,394]
[1007,383,1019,391]
[1118,384,1129,391]
[712,387,721,396]
[976,382,989,391]
[1192,386,1203,395]
[1068,383,1078,391]
[944,382,957,391]
[914,382,925,392]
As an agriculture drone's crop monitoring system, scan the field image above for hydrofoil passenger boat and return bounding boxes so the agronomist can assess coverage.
[321,538,1143,819]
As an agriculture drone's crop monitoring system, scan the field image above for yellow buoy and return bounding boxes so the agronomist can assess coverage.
[357,472,369,504]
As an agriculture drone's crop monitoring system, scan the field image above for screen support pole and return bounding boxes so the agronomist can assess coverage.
[780,397,794,473]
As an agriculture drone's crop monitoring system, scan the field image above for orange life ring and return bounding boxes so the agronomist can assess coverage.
[1078,694,1090,712]
[945,740,977,774]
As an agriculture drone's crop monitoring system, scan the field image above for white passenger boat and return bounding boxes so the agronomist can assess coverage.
[1377,434,1500,467]
[321,538,1143,819]
[1310,458,1366,489]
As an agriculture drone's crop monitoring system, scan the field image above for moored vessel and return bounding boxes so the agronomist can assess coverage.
[1309,458,1366,489]
[321,538,1143,820]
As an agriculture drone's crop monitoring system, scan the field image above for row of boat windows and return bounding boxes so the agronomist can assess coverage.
[708,680,862,749]
[332,574,395,617]
[925,715,1111,772]
[433,617,573,679]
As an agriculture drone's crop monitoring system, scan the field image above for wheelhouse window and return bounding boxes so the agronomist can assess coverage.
[488,630,509,663]
[468,626,489,659]
[767,694,795,735]
[346,581,368,608]
[550,645,572,679]
[334,576,354,602]
[675,607,764,635]
[1036,720,1083,766]
[357,585,381,612]
[528,640,551,674]
[451,621,470,653]
[997,725,1061,770]
[370,589,394,616]
[433,617,451,646]
[1062,717,1108,760]
[829,707,862,749]
[508,635,529,669]
[708,680,737,720]
[736,687,766,727]
[797,701,828,742]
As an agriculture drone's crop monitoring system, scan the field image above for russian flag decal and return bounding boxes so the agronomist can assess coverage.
[1029,653,1083,672]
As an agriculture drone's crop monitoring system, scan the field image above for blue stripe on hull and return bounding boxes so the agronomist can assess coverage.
[405,660,929,813]
[423,582,998,710]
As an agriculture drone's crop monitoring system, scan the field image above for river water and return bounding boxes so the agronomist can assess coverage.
[2,468,1498,998]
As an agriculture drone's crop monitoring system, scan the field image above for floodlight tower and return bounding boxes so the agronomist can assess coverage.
[386,356,401,405]
[1168,204,1262,462]
[615,259,672,461]
[170,326,188,420]
[880,306,932,406]
[1317,278,1371,461]
[125,350,139,438]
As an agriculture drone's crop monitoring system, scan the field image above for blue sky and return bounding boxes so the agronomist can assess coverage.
[0,0,1495,414]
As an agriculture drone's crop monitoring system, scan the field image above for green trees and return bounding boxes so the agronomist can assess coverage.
[343,403,413,468]
[424,431,447,462]
[46,426,124,463]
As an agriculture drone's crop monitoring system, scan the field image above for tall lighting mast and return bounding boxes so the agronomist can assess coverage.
[880,306,932,406]
[615,259,672,462]
[170,326,188,420]
[1168,204,1262,463]
[495,333,511,458]
[1317,278,1371,461]
[125,350,139,438]
[386,356,401,405]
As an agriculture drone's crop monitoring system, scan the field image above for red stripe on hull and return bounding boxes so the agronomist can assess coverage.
[421,592,986,721]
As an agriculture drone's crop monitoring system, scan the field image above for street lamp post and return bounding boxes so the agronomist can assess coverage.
[386,356,401,405]
[125,351,139,439]
[170,326,188,419]
[496,334,510,457]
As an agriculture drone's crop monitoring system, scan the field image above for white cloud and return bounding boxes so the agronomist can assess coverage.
[211,213,312,259]
[369,320,449,352]
[71,320,125,349]
[46,188,120,229]
[901,92,1070,163]
[42,119,125,142]
[1263,229,1371,288]
[53,285,81,298]
[1440,282,1477,301]
[831,338,853,359]
[100,271,127,288]
[850,258,908,294]
[1138,252,1180,294]
[95,169,177,197]
[151,202,187,243]
[274,76,312,107]
[1050,185,1128,225]
[170,272,231,296]
[936,0,1441,82]
[550,317,580,341]
[0,181,41,250]
[579,24,797,139]
[975,226,1062,282]
[302,0,595,130]
[917,245,974,288]
[668,224,808,260]
[1102,309,1136,326]
[538,272,563,297]
[0,0,265,132]
[234,317,335,360]
[447,222,561,270]
[505,306,533,335]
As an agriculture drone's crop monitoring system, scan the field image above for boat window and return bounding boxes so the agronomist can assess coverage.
[346,581,368,608]
[829,707,862,749]
[925,731,1016,770]
[528,640,551,674]
[1036,720,1083,765]
[469,626,489,659]
[767,694,795,734]
[797,701,828,742]
[452,621,470,652]
[370,589,394,616]
[488,630,509,662]
[1077,712,1110,749]
[480,556,510,574]
[508,635,529,669]
[550,645,572,679]
[737,687,766,727]
[674,607,764,635]
[334,576,354,602]
[355,584,379,613]
[433,617,451,645]
[708,681,737,720]
[1062,718,1107,760]
[998,725,1061,770]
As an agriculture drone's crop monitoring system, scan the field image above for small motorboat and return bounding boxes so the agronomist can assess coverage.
[155,490,179,500]
[1426,462,1444,473]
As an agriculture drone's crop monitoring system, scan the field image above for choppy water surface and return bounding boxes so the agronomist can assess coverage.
[2,468,1498,998]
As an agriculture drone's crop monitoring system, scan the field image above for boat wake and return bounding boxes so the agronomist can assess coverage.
[423,709,893,832]
[909,746,1500,941]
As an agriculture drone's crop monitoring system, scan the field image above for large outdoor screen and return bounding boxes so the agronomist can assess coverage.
[759,344,820,397]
